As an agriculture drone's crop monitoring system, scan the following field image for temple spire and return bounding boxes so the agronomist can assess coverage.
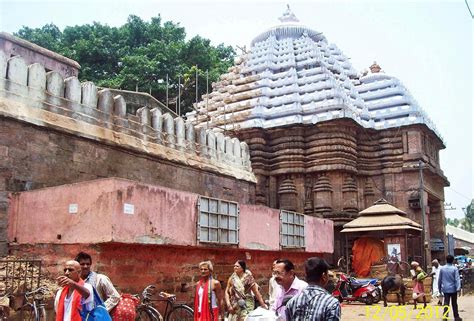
[279,4,299,23]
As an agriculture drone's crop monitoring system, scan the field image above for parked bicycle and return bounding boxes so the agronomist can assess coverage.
[20,286,48,321]
[0,293,11,320]
[135,285,193,321]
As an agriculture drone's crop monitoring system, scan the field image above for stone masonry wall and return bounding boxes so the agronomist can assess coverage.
[0,49,257,255]
[9,243,329,305]
[0,118,256,253]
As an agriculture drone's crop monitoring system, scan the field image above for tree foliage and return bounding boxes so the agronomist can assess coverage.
[14,15,235,115]
[446,199,474,233]
[460,200,474,232]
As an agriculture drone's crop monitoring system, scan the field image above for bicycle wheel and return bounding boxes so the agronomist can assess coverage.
[136,306,162,321]
[166,305,194,321]
[20,304,36,321]
[37,305,47,321]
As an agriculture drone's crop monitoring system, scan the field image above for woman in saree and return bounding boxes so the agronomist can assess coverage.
[194,261,224,321]
[225,260,268,321]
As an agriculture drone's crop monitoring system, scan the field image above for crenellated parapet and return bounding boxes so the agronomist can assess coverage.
[0,50,254,182]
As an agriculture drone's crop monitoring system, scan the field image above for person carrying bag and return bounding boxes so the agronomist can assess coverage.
[81,287,112,321]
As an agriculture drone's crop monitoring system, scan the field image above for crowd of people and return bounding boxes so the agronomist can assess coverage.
[412,255,463,321]
[54,254,340,321]
[53,252,464,321]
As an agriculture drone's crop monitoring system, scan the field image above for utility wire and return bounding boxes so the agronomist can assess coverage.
[466,0,474,18]
[447,186,472,201]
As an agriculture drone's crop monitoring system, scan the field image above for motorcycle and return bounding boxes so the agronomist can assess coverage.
[332,273,381,305]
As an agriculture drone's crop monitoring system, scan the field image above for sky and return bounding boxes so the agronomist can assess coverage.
[1,0,472,219]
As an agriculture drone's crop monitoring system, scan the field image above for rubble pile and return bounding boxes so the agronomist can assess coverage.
[0,256,59,304]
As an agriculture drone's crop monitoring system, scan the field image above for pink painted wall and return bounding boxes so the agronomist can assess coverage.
[239,205,280,250]
[8,178,333,253]
[305,216,334,253]
[8,178,198,246]
[110,182,198,245]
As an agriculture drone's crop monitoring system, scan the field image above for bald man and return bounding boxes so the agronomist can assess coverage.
[54,260,94,321]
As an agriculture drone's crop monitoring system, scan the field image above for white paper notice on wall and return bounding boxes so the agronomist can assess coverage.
[69,204,78,214]
[123,203,135,215]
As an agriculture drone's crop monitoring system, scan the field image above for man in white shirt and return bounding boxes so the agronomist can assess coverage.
[54,260,94,321]
[271,259,308,320]
[75,252,120,312]
[430,259,443,305]
[268,259,279,306]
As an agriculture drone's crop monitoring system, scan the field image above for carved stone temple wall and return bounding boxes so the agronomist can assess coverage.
[187,8,449,260]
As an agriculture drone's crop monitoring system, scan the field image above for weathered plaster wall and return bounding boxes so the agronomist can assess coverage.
[9,242,330,305]
[8,178,334,253]
[0,32,80,78]
[239,205,280,251]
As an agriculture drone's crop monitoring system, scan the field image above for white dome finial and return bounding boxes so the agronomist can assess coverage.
[279,4,299,23]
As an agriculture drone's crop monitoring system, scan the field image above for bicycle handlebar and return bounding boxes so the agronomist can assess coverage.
[25,286,48,297]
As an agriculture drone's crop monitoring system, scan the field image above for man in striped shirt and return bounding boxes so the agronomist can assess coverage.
[286,257,341,321]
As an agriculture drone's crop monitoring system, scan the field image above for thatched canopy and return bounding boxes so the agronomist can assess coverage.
[341,199,422,233]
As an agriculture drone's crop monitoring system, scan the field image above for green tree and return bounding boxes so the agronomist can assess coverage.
[446,218,460,227]
[460,200,474,232]
[14,15,235,115]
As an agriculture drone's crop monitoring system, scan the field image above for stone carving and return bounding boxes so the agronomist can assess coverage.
[364,178,376,208]
[186,13,443,142]
[304,177,314,216]
[312,174,333,217]
[342,175,358,216]
[278,177,297,211]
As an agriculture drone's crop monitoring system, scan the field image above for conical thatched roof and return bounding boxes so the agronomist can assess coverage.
[359,198,407,216]
[341,199,421,233]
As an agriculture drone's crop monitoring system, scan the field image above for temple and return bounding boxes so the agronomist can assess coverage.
[0,6,448,301]
[187,7,448,263]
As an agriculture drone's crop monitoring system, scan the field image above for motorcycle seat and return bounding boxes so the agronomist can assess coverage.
[351,280,371,288]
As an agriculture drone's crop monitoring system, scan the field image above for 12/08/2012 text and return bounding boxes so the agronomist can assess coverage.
[365,305,450,320]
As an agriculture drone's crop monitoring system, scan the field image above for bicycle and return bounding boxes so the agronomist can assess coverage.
[19,286,48,321]
[135,285,194,321]
[0,293,11,320]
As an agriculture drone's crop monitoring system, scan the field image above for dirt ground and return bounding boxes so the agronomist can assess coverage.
[341,294,472,321]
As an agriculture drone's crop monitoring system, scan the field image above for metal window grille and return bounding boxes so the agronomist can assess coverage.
[198,196,239,244]
[280,210,305,248]
[0,259,42,295]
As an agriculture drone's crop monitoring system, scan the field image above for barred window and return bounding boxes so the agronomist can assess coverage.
[280,210,305,248]
[198,196,239,244]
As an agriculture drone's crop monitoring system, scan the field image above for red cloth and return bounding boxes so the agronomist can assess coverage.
[194,279,218,321]
[56,279,85,321]
[352,237,386,277]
